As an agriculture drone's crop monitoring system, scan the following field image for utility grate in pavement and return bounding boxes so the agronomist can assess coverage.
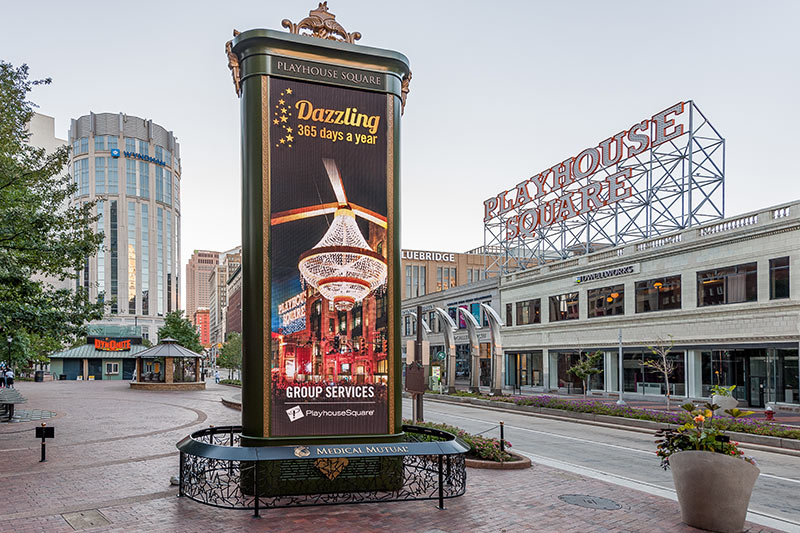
[61,509,111,530]
[558,494,621,510]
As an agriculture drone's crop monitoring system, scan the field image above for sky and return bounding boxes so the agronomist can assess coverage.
[2,1,798,308]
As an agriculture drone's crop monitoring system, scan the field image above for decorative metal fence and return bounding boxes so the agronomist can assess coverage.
[177,425,468,516]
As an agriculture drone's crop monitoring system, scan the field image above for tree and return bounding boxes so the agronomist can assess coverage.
[644,336,677,410]
[157,310,202,353]
[218,332,242,379]
[0,62,104,370]
[568,350,604,398]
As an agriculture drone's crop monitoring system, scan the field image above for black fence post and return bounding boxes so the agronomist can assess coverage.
[446,455,452,486]
[253,462,260,518]
[437,455,445,510]
[178,452,185,497]
[500,421,505,453]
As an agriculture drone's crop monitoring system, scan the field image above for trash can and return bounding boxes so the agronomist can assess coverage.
[34,370,44,382]
[59,374,66,380]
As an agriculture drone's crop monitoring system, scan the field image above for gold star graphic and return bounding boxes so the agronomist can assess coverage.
[280,138,285,144]
[280,107,287,113]
[278,99,285,105]
[273,119,279,125]
[286,88,293,95]
[286,127,292,133]
[286,134,294,142]
[280,116,287,123]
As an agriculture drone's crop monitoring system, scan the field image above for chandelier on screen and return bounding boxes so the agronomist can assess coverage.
[274,158,387,311]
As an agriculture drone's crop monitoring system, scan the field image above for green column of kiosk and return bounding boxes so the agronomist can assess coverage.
[229,6,410,474]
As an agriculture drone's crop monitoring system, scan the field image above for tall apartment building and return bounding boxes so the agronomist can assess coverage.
[68,112,181,342]
[26,113,72,292]
[186,250,220,325]
[208,247,242,345]
[225,265,242,337]
[194,307,211,347]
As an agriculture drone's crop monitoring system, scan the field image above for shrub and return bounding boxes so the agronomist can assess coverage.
[219,379,241,386]
[404,419,513,462]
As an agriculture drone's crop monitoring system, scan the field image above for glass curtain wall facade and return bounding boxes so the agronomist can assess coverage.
[69,113,180,341]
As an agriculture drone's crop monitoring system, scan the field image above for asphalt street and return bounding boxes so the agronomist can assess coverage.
[403,397,800,532]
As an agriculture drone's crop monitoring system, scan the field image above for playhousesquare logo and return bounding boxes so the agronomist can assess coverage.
[286,405,305,422]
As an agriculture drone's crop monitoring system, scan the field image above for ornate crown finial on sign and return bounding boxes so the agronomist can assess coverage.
[282,2,362,44]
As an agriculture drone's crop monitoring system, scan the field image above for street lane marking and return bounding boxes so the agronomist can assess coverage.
[419,403,800,487]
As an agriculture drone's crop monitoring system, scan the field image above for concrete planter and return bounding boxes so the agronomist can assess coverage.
[465,450,531,470]
[712,394,738,414]
[670,451,759,533]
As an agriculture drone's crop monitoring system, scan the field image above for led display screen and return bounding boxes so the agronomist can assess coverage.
[269,77,390,436]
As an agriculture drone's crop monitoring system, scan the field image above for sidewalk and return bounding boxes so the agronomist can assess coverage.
[490,386,800,427]
[0,381,782,532]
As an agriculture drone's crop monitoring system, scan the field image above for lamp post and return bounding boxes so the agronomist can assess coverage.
[616,328,626,406]
[6,335,11,362]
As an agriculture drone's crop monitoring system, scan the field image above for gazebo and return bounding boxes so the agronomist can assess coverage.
[130,338,206,390]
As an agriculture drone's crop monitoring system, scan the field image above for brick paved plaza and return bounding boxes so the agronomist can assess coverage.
[0,381,780,532]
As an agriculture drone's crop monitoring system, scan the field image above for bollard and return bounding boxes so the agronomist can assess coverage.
[40,423,47,462]
[500,421,505,453]
[35,422,54,461]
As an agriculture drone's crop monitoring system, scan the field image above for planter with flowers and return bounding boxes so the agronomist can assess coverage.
[711,384,739,415]
[655,403,759,533]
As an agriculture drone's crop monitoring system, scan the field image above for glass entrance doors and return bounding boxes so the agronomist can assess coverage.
[701,349,799,407]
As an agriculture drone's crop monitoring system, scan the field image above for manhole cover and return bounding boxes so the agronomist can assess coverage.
[558,494,621,510]
[62,509,111,530]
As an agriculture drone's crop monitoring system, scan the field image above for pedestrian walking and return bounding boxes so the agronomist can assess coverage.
[5,368,14,388]
[0,365,6,388]
[214,369,220,384]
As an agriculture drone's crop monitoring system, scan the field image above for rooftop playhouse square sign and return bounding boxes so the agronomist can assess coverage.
[485,103,687,238]
[227,3,411,447]
[481,100,725,271]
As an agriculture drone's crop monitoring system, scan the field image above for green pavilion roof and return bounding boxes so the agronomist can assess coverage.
[49,343,150,359]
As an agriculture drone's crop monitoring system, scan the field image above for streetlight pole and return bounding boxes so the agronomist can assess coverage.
[616,328,626,406]
[414,304,424,422]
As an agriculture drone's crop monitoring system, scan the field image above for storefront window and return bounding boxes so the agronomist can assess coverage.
[556,351,604,391]
[769,257,790,299]
[624,351,685,396]
[697,262,757,306]
[778,349,799,405]
[549,293,578,321]
[516,299,541,325]
[587,284,624,318]
[505,351,543,387]
[635,275,681,313]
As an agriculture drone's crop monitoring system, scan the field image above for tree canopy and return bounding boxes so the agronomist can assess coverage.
[217,332,242,371]
[157,310,202,353]
[0,61,104,369]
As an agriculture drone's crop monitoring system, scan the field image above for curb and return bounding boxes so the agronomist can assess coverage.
[465,450,531,470]
[221,397,242,411]
[419,393,800,454]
